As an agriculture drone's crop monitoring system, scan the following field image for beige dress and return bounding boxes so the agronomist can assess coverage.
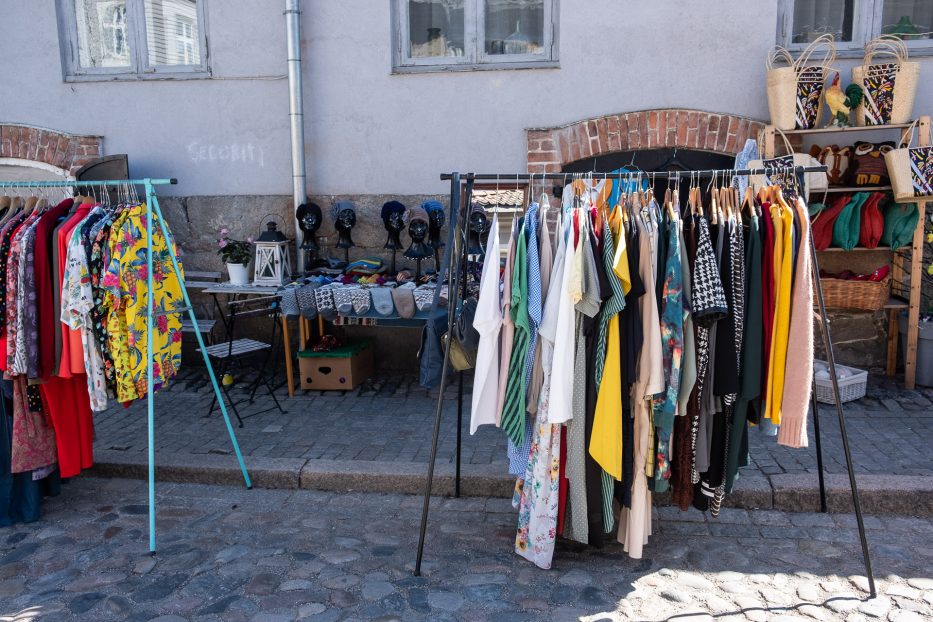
[618,208,664,559]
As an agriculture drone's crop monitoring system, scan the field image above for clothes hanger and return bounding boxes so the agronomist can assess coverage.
[708,172,718,225]
[23,182,40,213]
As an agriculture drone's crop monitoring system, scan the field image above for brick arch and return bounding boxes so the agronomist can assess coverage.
[0,123,103,174]
[526,109,765,174]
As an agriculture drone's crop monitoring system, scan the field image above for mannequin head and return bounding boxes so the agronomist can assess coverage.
[404,206,432,260]
[381,200,407,250]
[423,200,445,249]
[297,202,322,251]
[332,200,357,249]
[467,203,488,255]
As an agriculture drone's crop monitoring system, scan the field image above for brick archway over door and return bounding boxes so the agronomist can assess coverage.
[0,124,103,173]
[526,109,766,173]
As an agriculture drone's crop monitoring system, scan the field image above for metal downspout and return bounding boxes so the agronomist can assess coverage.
[286,0,307,273]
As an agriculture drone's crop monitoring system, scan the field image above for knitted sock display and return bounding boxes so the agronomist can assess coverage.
[332,286,356,315]
[350,288,371,314]
[413,285,435,312]
[391,284,416,319]
[371,287,395,316]
[313,286,336,318]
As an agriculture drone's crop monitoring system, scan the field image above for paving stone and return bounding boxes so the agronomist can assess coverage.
[858,596,891,618]
[427,589,464,611]
[888,612,926,622]
[68,592,106,614]
[280,579,313,591]
[557,569,593,587]
[906,578,933,590]
[826,593,862,613]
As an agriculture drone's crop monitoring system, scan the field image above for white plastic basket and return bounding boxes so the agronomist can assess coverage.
[813,359,868,405]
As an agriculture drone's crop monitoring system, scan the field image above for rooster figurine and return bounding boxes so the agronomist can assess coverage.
[825,72,864,128]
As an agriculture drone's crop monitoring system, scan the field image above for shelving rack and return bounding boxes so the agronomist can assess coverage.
[764,116,932,389]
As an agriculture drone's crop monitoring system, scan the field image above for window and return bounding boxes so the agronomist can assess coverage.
[393,0,558,72]
[778,0,933,57]
[58,0,208,80]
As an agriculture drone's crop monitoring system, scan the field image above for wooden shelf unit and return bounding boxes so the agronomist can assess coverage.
[764,116,931,389]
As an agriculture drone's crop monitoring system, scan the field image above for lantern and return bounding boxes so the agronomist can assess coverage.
[253,217,292,286]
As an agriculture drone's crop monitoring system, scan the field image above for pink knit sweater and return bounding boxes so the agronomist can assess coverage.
[778,197,814,448]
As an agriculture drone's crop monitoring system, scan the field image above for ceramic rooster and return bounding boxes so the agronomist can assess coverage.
[825,72,863,128]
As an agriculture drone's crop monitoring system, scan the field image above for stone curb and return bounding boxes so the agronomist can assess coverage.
[88,450,933,516]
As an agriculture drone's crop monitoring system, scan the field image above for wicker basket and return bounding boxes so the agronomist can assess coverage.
[819,275,890,311]
[813,360,868,404]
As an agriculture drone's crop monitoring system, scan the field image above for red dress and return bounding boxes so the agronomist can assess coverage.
[37,204,95,478]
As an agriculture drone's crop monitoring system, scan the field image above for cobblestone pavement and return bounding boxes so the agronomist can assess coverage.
[1,478,931,621]
[93,368,933,478]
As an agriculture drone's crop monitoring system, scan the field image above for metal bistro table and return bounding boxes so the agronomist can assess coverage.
[201,283,298,397]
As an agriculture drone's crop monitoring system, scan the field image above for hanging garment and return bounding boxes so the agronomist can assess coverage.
[0,379,60,526]
[57,204,95,379]
[49,204,94,374]
[500,216,530,448]
[495,219,518,425]
[689,215,727,484]
[469,215,502,434]
[61,221,109,412]
[33,199,75,380]
[672,216,699,511]
[527,202,553,413]
[778,196,815,448]
[590,220,626,480]
[764,200,794,425]
[651,219,684,492]
[726,213,763,492]
[513,209,568,568]
[617,209,664,560]
[102,205,185,402]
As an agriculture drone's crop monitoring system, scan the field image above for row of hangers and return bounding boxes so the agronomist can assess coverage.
[0,182,142,225]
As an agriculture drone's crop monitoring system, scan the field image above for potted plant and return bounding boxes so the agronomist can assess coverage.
[218,228,254,286]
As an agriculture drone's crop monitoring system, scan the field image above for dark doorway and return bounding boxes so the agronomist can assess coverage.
[561,148,736,206]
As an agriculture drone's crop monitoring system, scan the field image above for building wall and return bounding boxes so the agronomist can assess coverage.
[4,0,930,370]
[5,1,932,198]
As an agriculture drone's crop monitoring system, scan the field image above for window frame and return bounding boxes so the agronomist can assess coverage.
[392,0,559,73]
[57,0,210,82]
[777,0,933,58]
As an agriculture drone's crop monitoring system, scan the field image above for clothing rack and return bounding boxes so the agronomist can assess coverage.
[416,166,877,599]
[0,177,251,554]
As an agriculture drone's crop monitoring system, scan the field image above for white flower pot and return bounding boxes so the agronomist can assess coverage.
[226,263,250,286]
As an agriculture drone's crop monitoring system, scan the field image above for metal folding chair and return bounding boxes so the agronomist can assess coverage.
[199,294,286,426]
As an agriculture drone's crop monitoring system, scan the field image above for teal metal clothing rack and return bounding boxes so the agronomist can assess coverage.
[0,177,251,553]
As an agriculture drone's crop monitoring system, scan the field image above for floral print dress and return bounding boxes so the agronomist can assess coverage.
[61,215,109,412]
[515,218,567,569]
[102,205,184,402]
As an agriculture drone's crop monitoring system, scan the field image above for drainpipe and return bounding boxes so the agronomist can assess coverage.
[285,0,307,273]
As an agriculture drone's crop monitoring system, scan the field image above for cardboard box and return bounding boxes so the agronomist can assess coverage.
[298,339,374,391]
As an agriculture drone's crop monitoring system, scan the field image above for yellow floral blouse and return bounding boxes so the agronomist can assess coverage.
[101,205,185,402]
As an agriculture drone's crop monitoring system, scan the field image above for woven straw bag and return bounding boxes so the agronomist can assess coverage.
[766,34,836,130]
[885,120,933,203]
[853,36,919,126]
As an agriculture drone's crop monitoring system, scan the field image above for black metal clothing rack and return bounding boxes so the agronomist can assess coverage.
[414,166,876,599]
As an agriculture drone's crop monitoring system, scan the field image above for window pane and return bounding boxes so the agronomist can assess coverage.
[882,0,933,41]
[485,0,544,55]
[791,0,855,43]
[145,0,201,66]
[407,0,465,59]
[74,0,132,68]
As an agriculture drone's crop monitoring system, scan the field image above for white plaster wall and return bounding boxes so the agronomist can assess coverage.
[2,0,932,197]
